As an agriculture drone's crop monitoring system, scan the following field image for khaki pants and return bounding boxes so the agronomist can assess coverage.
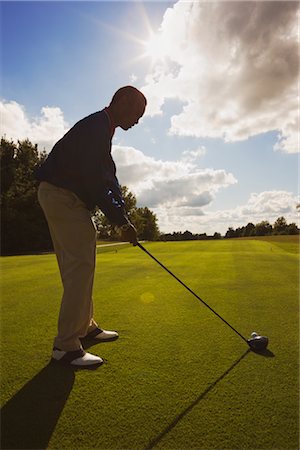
[38,181,98,351]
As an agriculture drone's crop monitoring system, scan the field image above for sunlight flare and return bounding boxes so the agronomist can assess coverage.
[143,31,169,63]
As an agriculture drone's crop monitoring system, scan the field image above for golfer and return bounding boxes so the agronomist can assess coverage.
[36,86,147,368]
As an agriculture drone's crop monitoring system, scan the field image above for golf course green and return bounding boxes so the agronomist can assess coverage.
[1,236,299,449]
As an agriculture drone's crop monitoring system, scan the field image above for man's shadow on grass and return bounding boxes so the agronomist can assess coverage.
[144,347,275,450]
[1,361,76,450]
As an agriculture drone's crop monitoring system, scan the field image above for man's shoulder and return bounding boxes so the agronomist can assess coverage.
[78,109,107,126]
[69,109,109,137]
[85,109,105,120]
[52,109,109,151]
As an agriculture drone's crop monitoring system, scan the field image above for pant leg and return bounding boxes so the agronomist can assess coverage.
[38,182,97,351]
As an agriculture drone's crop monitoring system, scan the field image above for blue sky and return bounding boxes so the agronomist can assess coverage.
[1,1,299,234]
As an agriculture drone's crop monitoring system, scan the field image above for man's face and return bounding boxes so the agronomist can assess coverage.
[119,97,146,130]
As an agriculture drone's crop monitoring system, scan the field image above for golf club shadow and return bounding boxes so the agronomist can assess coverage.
[144,349,251,450]
[1,361,76,450]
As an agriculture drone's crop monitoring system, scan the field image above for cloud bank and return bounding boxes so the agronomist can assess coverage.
[206,190,299,233]
[113,145,236,209]
[142,1,299,153]
[154,190,299,234]
[0,100,69,151]
[113,145,298,233]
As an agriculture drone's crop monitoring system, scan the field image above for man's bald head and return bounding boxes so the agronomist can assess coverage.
[108,86,147,131]
[110,86,147,107]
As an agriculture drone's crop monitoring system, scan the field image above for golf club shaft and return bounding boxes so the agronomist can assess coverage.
[137,242,248,344]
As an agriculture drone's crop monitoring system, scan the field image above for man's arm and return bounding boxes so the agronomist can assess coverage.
[96,182,137,245]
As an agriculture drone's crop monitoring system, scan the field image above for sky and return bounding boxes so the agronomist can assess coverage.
[1,0,299,235]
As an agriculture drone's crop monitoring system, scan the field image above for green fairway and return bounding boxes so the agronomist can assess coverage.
[1,238,299,449]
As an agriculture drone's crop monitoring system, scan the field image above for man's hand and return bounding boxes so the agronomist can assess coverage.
[120,223,138,246]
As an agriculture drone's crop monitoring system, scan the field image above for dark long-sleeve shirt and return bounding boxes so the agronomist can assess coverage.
[35,109,128,226]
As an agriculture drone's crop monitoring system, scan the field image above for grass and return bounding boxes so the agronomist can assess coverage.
[0,238,299,449]
[239,234,299,254]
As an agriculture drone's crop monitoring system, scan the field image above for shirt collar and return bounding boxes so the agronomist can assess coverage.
[104,107,116,138]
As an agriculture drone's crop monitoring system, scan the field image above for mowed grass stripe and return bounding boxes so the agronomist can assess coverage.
[0,239,298,449]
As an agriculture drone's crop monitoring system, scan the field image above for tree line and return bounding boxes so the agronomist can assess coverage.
[1,137,298,255]
[160,217,299,242]
[1,138,52,255]
[160,231,222,241]
[224,217,298,238]
[0,138,159,255]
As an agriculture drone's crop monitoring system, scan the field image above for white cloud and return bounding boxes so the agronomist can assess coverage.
[156,190,299,235]
[142,1,299,154]
[129,73,138,83]
[112,144,236,210]
[182,146,206,162]
[113,145,298,234]
[239,191,296,217]
[0,100,69,151]
[208,190,299,233]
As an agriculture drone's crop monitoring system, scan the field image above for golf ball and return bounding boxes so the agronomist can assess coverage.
[251,332,258,338]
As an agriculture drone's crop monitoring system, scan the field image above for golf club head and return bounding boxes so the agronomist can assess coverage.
[247,334,269,352]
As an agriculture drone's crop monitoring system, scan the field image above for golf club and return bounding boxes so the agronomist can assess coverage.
[137,242,268,352]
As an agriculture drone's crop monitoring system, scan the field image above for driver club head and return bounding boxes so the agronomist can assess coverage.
[247,332,269,352]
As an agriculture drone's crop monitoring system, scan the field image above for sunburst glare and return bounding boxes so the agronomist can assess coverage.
[143,31,169,63]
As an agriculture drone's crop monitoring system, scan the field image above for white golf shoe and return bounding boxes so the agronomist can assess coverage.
[82,327,119,342]
[52,347,103,368]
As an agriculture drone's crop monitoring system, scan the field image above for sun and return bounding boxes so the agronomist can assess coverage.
[143,31,169,63]
[100,4,170,69]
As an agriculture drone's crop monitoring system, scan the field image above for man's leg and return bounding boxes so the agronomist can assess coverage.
[38,182,97,351]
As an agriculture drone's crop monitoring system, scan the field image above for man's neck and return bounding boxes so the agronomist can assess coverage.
[104,106,116,137]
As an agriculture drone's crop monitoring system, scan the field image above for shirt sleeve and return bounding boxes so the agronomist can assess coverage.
[86,128,129,227]
[96,178,129,227]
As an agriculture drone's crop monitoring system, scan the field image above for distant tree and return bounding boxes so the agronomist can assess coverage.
[0,138,52,255]
[243,222,255,237]
[286,222,299,235]
[1,138,15,194]
[213,232,222,239]
[273,216,288,235]
[160,231,211,241]
[182,230,194,240]
[222,217,299,240]
[134,207,160,241]
[225,227,236,238]
[255,220,272,236]
[235,227,244,237]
